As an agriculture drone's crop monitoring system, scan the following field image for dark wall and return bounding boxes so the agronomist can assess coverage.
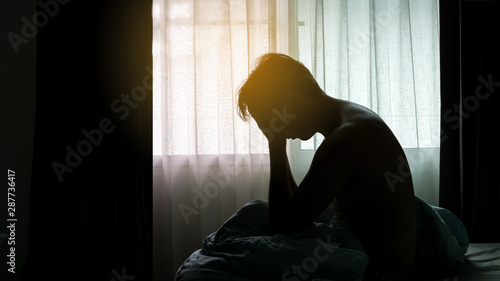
[0,1,37,280]
[1,1,152,280]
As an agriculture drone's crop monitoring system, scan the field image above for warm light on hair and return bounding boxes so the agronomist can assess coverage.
[237,53,322,121]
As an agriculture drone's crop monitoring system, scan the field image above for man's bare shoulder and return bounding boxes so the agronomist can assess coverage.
[340,102,400,147]
[340,102,390,130]
[316,101,404,167]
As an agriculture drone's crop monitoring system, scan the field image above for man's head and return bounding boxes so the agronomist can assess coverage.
[237,53,323,124]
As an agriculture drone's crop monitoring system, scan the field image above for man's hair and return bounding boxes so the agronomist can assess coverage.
[237,53,322,121]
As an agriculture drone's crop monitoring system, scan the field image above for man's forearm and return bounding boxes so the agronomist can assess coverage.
[286,154,298,194]
[268,139,294,233]
[269,141,293,196]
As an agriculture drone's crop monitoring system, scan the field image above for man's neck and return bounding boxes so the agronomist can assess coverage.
[312,95,344,137]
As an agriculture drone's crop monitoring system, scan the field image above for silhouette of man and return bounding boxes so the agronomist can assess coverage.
[237,53,416,280]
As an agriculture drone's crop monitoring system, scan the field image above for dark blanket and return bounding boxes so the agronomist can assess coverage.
[175,196,468,281]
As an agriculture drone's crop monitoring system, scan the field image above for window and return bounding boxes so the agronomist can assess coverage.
[153,0,441,203]
[291,0,441,152]
[287,0,441,190]
[153,0,287,156]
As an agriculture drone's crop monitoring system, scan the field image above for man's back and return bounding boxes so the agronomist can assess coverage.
[237,53,416,279]
[322,100,416,268]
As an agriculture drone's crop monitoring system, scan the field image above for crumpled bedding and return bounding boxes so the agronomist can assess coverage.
[175,196,469,281]
[414,196,469,278]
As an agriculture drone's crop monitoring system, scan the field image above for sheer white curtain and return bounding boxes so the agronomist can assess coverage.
[153,0,440,280]
[289,0,441,205]
[152,0,285,279]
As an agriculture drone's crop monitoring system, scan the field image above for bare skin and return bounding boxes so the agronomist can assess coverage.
[249,91,416,268]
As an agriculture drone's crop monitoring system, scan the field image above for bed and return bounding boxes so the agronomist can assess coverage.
[175,196,493,281]
[454,243,500,281]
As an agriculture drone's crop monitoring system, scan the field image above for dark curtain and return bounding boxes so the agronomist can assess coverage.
[21,1,152,280]
[439,0,500,243]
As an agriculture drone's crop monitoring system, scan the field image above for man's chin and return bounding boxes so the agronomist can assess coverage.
[287,131,315,141]
[289,136,311,141]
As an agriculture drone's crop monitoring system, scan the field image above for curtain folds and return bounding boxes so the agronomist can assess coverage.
[439,0,500,243]
[153,1,281,279]
[154,0,441,280]
[25,1,152,280]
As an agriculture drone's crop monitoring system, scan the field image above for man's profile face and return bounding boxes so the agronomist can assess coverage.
[248,103,282,138]
[248,102,314,141]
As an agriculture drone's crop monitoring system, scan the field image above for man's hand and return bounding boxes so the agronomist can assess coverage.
[268,134,286,148]
[248,103,296,143]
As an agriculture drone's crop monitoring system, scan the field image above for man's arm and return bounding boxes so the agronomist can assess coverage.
[268,130,357,235]
[285,145,298,194]
[268,138,296,234]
